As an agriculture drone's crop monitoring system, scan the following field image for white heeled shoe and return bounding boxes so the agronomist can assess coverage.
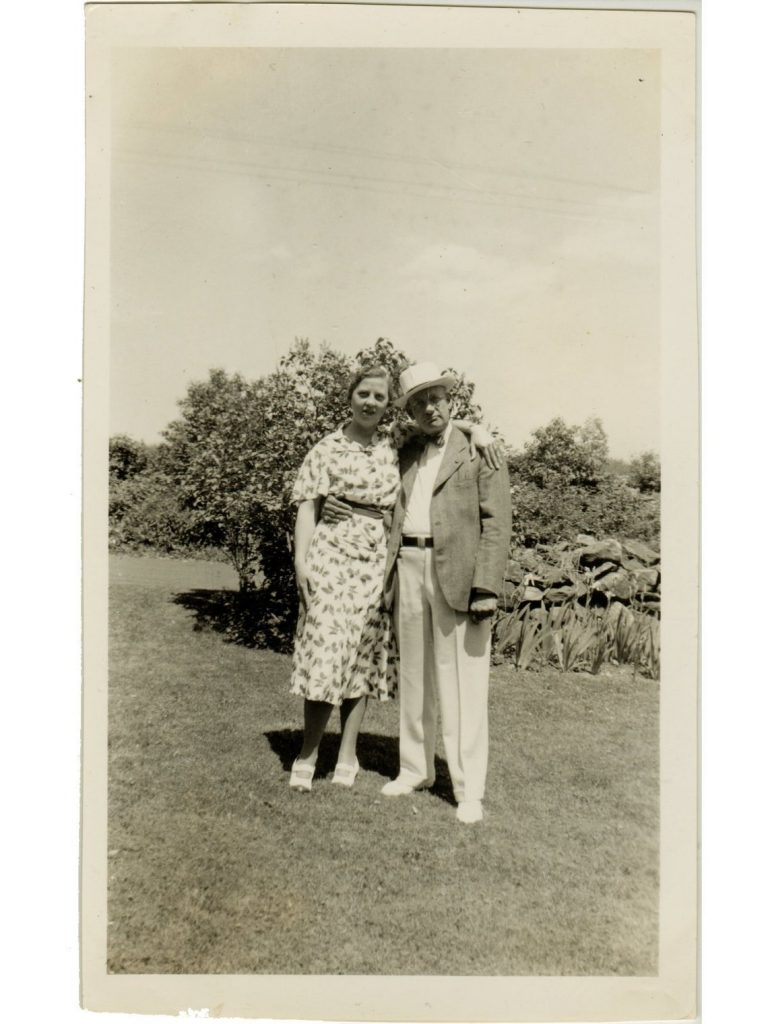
[331,759,359,787]
[289,760,316,792]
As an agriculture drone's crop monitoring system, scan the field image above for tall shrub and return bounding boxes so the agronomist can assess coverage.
[508,417,659,547]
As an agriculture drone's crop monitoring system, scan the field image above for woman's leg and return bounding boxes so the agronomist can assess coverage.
[337,695,368,767]
[296,699,334,764]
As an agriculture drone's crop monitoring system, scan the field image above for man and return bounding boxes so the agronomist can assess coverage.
[381,362,512,824]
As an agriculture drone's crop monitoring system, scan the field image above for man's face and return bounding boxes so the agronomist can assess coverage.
[408,386,451,436]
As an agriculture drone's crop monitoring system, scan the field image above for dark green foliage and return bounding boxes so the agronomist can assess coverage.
[156,338,490,644]
[508,417,659,547]
[109,471,200,554]
[354,336,485,424]
[108,438,207,555]
[628,450,661,493]
[108,343,661,652]
[492,602,660,680]
[109,434,150,481]
[510,416,609,488]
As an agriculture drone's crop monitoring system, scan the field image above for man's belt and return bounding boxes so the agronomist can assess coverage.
[401,535,434,548]
[343,498,385,520]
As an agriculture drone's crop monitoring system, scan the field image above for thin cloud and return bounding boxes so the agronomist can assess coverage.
[400,242,556,305]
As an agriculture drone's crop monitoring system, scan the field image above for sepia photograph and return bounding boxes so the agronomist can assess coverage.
[82,2,699,1020]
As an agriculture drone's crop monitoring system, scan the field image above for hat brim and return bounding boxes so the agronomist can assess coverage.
[394,374,458,409]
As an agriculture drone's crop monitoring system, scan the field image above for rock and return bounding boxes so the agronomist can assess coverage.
[576,534,596,546]
[594,569,633,601]
[579,539,623,567]
[634,567,660,591]
[622,539,660,566]
[543,566,570,587]
[621,556,646,572]
[521,585,545,603]
[518,550,541,571]
[504,560,525,584]
[591,561,618,580]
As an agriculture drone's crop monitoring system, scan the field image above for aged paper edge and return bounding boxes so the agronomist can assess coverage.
[81,2,700,1020]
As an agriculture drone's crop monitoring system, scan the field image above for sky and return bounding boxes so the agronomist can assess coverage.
[110,46,660,458]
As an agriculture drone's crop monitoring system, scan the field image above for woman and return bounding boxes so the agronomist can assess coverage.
[288,364,497,792]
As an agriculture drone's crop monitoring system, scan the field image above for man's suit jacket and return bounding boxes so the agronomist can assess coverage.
[383,426,512,614]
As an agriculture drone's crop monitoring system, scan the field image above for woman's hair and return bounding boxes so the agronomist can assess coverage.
[346,364,391,403]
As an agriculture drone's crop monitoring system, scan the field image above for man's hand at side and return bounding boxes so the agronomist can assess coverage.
[469,589,498,623]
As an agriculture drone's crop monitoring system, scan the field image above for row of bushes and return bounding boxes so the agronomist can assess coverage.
[109,448,660,564]
[109,339,661,663]
[109,471,660,558]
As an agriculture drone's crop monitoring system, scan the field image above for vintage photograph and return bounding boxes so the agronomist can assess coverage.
[83,3,698,1020]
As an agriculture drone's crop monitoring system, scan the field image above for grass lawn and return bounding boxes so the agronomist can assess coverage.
[108,553,659,975]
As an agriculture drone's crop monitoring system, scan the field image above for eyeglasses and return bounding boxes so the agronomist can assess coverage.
[411,389,449,411]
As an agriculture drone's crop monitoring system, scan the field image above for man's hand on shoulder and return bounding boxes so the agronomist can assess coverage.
[469,589,498,623]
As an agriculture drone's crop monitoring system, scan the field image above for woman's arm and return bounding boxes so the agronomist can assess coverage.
[294,497,322,608]
[453,419,504,470]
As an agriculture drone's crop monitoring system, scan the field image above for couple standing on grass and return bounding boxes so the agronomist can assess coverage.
[287,360,512,825]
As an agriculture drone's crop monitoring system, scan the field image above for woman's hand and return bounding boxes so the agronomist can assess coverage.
[469,424,504,470]
[295,561,314,610]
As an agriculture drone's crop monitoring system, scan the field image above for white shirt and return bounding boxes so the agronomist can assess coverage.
[402,423,453,537]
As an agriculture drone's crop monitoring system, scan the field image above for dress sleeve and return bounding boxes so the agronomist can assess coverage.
[291,441,331,503]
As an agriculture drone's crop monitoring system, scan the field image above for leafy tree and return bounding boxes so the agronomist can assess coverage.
[109,470,201,553]
[628,450,661,493]
[158,338,492,646]
[576,416,610,484]
[354,336,487,425]
[244,340,354,614]
[109,435,203,553]
[109,434,150,481]
[510,416,608,489]
[606,456,631,478]
[160,343,357,592]
[508,416,658,546]
[161,368,273,588]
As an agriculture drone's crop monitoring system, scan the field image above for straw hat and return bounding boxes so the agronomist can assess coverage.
[394,361,457,409]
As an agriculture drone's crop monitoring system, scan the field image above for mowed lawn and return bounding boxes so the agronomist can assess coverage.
[108,554,659,976]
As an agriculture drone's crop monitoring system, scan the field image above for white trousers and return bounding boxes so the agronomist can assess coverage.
[394,547,491,802]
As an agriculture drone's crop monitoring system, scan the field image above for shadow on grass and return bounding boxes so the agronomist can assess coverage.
[172,587,297,653]
[265,728,456,806]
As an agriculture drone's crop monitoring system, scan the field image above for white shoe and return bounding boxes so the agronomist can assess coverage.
[289,760,315,792]
[456,800,483,824]
[331,759,359,788]
[381,776,434,797]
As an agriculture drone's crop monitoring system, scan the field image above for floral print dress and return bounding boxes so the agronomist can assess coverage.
[289,428,401,705]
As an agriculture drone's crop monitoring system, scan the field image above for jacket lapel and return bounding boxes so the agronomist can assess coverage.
[432,425,468,493]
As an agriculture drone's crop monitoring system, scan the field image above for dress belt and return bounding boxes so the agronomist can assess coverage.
[401,535,434,548]
[343,498,385,520]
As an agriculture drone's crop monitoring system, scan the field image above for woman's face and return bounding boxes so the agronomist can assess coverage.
[349,375,389,429]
